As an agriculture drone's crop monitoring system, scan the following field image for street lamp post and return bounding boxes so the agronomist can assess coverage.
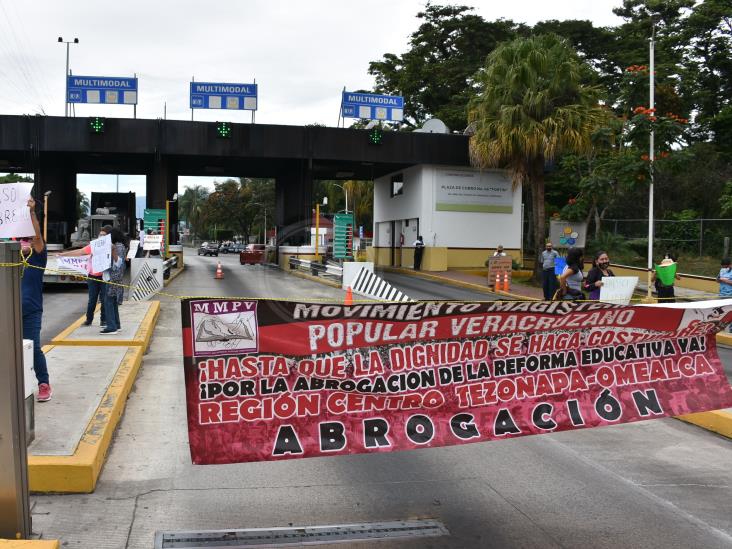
[57,37,79,117]
[331,183,348,214]
[646,25,656,301]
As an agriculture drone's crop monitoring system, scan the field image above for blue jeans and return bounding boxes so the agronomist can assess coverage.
[23,310,49,385]
[87,276,107,324]
[104,292,120,331]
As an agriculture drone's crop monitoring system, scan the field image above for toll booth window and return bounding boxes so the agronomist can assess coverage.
[391,174,404,197]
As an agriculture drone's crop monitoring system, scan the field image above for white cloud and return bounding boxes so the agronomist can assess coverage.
[0,0,624,123]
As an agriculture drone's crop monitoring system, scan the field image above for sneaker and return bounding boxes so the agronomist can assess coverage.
[100,328,117,334]
[37,383,52,402]
[83,320,92,326]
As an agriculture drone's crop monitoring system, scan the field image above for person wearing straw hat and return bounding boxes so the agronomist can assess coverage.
[651,254,681,303]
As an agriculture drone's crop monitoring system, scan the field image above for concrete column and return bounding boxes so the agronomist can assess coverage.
[146,157,177,210]
[275,162,312,246]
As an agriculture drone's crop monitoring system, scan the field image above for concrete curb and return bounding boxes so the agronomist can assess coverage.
[676,410,732,440]
[0,541,59,548]
[164,265,185,287]
[50,301,160,352]
[287,269,342,289]
[28,345,144,493]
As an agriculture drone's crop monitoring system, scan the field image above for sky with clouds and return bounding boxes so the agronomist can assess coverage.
[0,0,624,198]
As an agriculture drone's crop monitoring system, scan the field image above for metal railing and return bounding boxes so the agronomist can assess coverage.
[163,255,177,278]
[289,257,343,281]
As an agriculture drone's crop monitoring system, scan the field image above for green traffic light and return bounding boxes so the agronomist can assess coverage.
[88,117,105,134]
[216,121,232,138]
[368,127,383,145]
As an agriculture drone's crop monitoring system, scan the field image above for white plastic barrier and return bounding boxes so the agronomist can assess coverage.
[343,262,374,290]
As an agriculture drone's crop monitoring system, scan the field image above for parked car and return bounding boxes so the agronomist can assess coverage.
[198,242,219,256]
[219,242,234,254]
[240,244,266,265]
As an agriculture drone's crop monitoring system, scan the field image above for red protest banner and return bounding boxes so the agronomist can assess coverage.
[181,299,732,465]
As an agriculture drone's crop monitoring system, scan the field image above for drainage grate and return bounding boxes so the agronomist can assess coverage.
[154,519,449,548]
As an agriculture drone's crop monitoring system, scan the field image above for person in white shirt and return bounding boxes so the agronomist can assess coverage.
[413,235,425,270]
[493,245,507,257]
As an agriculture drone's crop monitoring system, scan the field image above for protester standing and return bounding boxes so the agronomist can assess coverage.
[540,241,559,300]
[652,254,681,303]
[493,245,507,257]
[101,228,127,334]
[58,224,113,326]
[717,258,732,298]
[413,235,425,270]
[558,247,585,301]
[20,197,52,401]
[584,250,615,300]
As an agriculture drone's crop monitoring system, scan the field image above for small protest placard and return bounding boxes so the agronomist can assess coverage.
[143,234,163,251]
[90,234,112,273]
[57,255,90,276]
[487,257,512,286]
[0,183,34,238]
[600,276,639,305]
[127,239,140,259]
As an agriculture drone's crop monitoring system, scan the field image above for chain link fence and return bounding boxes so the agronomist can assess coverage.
[605,218,732,258]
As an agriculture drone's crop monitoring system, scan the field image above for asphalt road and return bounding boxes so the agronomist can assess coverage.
[33,254,732,549]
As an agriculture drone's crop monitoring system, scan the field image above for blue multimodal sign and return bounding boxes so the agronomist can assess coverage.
[67,75,138,105]
[190,82,258,111]
[341,91,404,122]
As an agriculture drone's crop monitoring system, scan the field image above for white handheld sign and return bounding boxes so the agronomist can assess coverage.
[127,239,140,259]
[57,255,90,275]
[0,183,35,238]
[600,276,639,305]
[142,234,163,251]
[90,234,112,273]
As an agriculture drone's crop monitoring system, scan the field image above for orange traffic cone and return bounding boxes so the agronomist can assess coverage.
[215,261,224,280]
[495,273,501,290]
[344,286,353,305]
[503,271,510,292]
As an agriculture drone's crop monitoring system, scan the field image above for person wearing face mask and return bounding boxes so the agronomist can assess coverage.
[584,251,614,300]
[20,197,52,401]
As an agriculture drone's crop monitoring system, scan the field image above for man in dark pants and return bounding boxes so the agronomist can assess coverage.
[21,197,51,401]
[540,241,560,300]
[413,235,425,270]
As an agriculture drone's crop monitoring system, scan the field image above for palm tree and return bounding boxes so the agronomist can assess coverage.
[468,34,606,279]
[178,185,209,239]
